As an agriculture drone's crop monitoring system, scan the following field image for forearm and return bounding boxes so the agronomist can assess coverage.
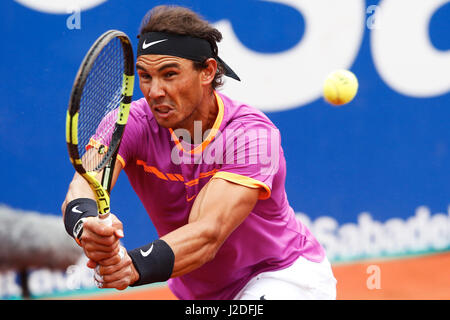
[61,173,96,217]
[61,173,101,245]
[161,220,221,278]
[127,220,220,287]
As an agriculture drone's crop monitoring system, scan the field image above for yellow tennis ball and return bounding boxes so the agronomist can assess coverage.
[323,70,359,106]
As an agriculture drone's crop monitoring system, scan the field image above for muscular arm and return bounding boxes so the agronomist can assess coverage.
[161,177,260,278]
[94,173,260,289]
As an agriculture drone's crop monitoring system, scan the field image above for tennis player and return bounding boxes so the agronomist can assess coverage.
[61,5,337,300]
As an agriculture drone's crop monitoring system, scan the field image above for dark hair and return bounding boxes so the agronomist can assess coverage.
[138,5,225,89]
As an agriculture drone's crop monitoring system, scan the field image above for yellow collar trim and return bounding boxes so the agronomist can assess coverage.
[169,91,224,154]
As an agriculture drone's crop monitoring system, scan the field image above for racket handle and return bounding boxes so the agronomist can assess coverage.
[98,212,112,227]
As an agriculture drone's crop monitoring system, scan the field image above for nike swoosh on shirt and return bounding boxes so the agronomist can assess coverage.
[186,194,197,202]
[140,244,154,257]
[142,39,168,50]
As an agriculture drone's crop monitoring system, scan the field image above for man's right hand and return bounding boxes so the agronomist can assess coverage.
[79,213,124,266]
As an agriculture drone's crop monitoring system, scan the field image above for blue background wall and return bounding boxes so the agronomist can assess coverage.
[1,0,449,287]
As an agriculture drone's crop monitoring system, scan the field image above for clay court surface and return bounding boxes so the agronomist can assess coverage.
[71,251,450,300]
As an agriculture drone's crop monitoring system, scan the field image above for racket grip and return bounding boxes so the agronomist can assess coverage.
[97,213,112,227]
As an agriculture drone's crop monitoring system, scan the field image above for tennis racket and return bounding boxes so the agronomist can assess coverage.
[66,30,134,225]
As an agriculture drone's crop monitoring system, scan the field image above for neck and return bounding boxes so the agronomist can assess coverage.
[183,90,218,144]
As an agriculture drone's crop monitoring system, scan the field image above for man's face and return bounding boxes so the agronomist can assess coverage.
[136,54,204,130]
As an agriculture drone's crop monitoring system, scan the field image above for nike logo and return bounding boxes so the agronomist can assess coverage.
[186,194,197,202]
[140,244,154,257]
[72,205,83,214]
[142,39,168,50]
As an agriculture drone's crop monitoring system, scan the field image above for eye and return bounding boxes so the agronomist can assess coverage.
[165,71,177,78]
[138,71,151,80]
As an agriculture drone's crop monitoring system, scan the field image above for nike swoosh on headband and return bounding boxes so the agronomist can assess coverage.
[142,38,169,50]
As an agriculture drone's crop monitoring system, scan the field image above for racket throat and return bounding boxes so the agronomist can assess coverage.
[83,172,111,215]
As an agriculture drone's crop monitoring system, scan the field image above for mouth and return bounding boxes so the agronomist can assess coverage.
[152,104,174,119]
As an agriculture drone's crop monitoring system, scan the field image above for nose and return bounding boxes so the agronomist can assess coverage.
[147,79,165,101]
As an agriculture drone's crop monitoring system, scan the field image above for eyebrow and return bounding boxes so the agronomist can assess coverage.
[136,62,181,73]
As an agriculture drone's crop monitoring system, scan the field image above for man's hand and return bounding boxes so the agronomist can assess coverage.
[80,213,124,268]
[91,249,140,290]
[80,213,139,290]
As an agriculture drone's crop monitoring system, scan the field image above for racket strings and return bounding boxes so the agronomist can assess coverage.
[78,38,125,172]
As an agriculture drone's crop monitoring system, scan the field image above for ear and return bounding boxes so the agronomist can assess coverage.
[200,58,217,86]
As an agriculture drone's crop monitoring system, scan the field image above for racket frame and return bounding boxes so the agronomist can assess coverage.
[66,30,134,220]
